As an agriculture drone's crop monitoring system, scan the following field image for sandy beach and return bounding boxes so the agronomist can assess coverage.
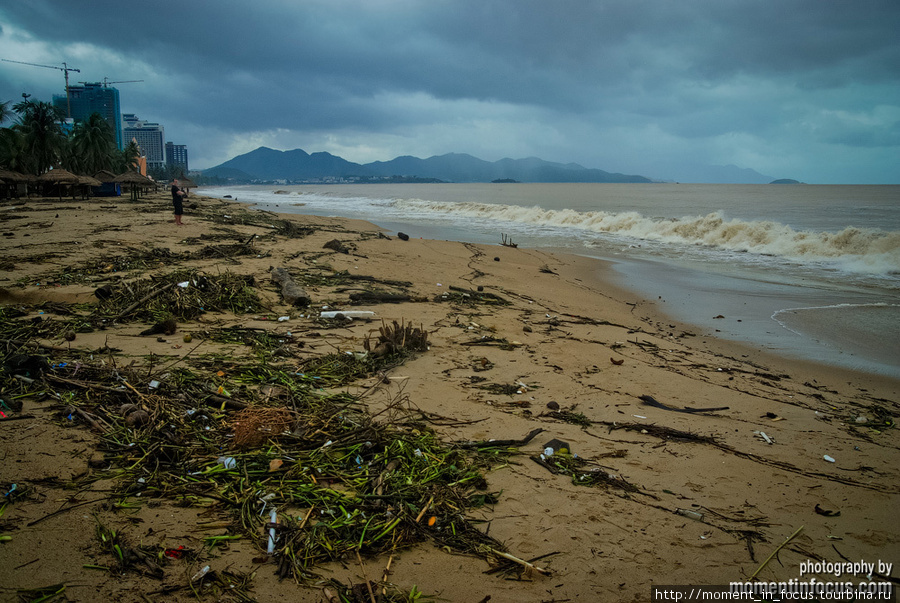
[1,190,897,602]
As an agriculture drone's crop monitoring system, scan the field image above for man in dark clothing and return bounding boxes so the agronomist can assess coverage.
[171,179,185,225]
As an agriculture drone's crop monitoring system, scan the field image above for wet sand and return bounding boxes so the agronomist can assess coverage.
[0,191,897,602]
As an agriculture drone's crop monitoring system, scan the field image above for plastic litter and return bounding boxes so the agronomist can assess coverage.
[676,508,704,521]
[267,508,278,554]
[754,430,774,445]
[543,438,571,456]
[278,316,290,322]
[191,565,211,583]
[217,456,237,469]
[823,455,836,463]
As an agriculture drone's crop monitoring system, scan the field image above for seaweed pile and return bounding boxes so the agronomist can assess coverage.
[0,271,544,601]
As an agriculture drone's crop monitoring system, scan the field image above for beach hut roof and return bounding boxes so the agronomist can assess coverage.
[113,171,153,185]
[177,177,198,188]
[79,175,103,186]
[0,168,30,182]
[94,170,117,182]
[38,167,80,183]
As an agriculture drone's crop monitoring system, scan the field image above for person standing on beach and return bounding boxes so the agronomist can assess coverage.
[171,179,185,225]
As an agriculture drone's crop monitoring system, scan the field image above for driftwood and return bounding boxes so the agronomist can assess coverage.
[454,427,545,449]
[349,292,411,304]
[271,267,311,307]
[638,394,729,414]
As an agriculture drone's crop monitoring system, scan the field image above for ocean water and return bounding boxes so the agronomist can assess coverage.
[198,183,900,378]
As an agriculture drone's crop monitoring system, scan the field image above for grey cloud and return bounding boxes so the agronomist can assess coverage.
[1,0,898,182]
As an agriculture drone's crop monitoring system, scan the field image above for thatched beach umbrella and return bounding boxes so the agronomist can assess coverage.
[0,168,28,182]
[0,168,29,198]
[78,175,103,200]
[38,167,80,200]
[114,170,154,201]
[177,176,197,191]
[94,170,117,183]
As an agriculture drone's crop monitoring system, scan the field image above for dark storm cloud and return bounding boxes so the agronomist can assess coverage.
[1,0,898,182]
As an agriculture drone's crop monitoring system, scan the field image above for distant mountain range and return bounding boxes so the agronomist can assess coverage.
[201,146,781,184]
[201,147,654,183]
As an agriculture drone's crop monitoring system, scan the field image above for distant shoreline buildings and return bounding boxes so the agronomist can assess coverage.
[53,83,188,174]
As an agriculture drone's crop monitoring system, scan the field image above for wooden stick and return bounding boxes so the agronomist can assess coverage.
[381,554,394,596]
[415,495,434,523]
[355,551,377,603]
[482,546,552,576]
[749,526,804,581]
[298,507,315,530]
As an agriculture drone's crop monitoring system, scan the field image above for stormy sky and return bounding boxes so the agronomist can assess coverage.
[1,0,898,183]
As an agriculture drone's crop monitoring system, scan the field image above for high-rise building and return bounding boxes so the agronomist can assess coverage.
[166,142,189,174]
[53,83,123,149]
[122,113,165,170]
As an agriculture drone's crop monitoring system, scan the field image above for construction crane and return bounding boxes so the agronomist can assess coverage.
[1,58,81,118]
[78,78,144,87]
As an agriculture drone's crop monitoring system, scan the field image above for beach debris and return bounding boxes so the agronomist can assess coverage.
[323,238,354,254]
[191,564,212,584]
[364,319,430,357]
[823,455,836,463]
[230,408,294,448]
[500,234,517,248]
[814,504,841,517]
[140,317,177,336]
[610,357,624,365]
[271,267,311,307]
[493,256,500,261]
[713,314,725,319]
[638,394,729,415]
[125,409,151,427]
[749,526,804,581]
[397,232,410,241]
[754,431,775,445]
[349,291,412,304]
[546,401,560,411]
[472,357,494,372]
[531,450,648,496]
[676,508,705,521]
[320,310,376,320]
[479,546,551,577]
[454,427,544,449]
[543,438,571,457]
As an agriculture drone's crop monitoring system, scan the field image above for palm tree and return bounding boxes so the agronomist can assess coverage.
[70,113,117,175]
[10,99,66,175]
[0,127,26,172]
[116,139,142,174]
[0,101,11,126]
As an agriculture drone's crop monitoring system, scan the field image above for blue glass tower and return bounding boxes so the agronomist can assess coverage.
[53,83,123,149]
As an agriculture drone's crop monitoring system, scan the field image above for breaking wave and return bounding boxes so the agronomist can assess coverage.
[391,199,900,275]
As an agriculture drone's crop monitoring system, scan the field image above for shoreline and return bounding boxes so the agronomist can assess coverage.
[1,191,897,602]
[204,184,900,381]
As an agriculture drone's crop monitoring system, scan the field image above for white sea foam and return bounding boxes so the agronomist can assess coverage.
[387,199,900,275]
